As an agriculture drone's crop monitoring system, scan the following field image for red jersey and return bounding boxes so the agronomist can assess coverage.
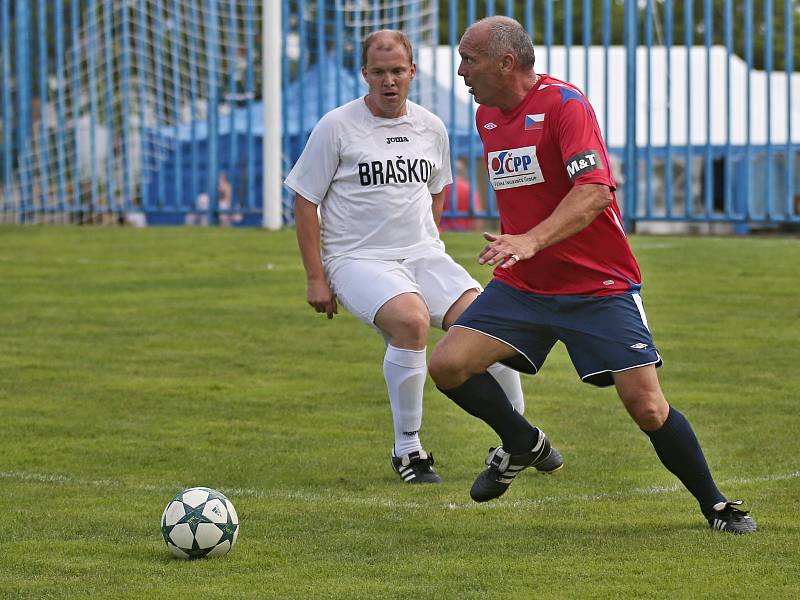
[476,74,641,296]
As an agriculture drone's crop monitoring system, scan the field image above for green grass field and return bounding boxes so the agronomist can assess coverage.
[1,226,798,599]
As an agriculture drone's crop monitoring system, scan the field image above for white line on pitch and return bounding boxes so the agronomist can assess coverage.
[1,469,797,512]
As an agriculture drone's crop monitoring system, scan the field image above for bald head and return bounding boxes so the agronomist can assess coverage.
[361,29,414,68]
[463,16,535,71]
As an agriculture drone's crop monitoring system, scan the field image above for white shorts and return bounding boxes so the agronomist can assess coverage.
[326,244,481,331]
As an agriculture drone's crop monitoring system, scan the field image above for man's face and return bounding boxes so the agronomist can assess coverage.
[457,27,504,107]
[362,42,416,118]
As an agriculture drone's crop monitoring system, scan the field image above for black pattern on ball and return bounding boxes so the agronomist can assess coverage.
[160,487,239,559]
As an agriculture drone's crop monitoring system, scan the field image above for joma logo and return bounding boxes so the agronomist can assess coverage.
[386,136,410,144]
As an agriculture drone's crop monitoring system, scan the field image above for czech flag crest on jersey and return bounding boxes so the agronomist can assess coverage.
[524,113,545,130]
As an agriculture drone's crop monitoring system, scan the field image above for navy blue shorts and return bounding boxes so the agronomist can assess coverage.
[453,279,663,387]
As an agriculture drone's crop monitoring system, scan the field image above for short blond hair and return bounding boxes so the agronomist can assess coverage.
[361,30,413,68]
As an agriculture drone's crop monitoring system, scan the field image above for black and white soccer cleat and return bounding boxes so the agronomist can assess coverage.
[708,500,758,534]
[391,449,443,484]
[470,430,553,502]
[534,445,564,473]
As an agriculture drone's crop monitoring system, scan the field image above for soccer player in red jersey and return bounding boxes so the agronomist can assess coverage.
[428,16,756,534]
[288,30,563,485]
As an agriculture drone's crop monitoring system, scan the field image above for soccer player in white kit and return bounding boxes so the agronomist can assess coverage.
[285,30,562,483]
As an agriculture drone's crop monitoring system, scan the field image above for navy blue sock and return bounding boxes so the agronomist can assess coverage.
[644,406,726,517]
[438,372,539,454]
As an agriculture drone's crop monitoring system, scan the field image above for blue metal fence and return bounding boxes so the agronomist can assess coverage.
[0,0,797,229]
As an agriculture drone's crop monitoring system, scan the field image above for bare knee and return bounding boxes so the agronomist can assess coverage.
[375,295,430,349]
[431,328,518,390]
[613,366,669,430]
[429,344,472,389]
[388,311,429,348]
[625,396,669,431]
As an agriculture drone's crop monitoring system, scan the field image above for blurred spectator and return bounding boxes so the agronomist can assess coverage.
[185,172,241,226]
[440,159,479,232]
[217,172,242,227]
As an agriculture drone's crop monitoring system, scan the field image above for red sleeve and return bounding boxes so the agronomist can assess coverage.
[555,96,616,190]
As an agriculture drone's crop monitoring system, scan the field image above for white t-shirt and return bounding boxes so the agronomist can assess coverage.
[284,97,452,261]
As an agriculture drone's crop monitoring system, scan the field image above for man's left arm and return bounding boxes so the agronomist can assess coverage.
[429,122,452,229]
[479,183,612,267]
[431,190,445,227]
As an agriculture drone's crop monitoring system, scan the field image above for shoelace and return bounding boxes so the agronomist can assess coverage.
[408,453,435,468]
[719,500,750,518]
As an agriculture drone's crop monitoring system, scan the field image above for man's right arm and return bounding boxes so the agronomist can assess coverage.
[294,195,337,319]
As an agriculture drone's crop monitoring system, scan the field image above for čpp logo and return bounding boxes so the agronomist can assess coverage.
[490,151,533,176]
[487,145,544,190]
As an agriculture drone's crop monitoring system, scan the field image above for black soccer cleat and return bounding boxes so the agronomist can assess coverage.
[708,500,758,534]
[391,449,443,484]
[470,430,553,502]
[535,445,564,473]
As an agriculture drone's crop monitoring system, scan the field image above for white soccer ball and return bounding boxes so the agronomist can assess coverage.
[160,487,239,559]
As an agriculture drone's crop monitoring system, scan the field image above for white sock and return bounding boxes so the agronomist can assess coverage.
[487,362,525,415]
[383,344,427,457]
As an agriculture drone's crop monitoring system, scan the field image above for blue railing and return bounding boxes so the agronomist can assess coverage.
[0,0,797,229]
